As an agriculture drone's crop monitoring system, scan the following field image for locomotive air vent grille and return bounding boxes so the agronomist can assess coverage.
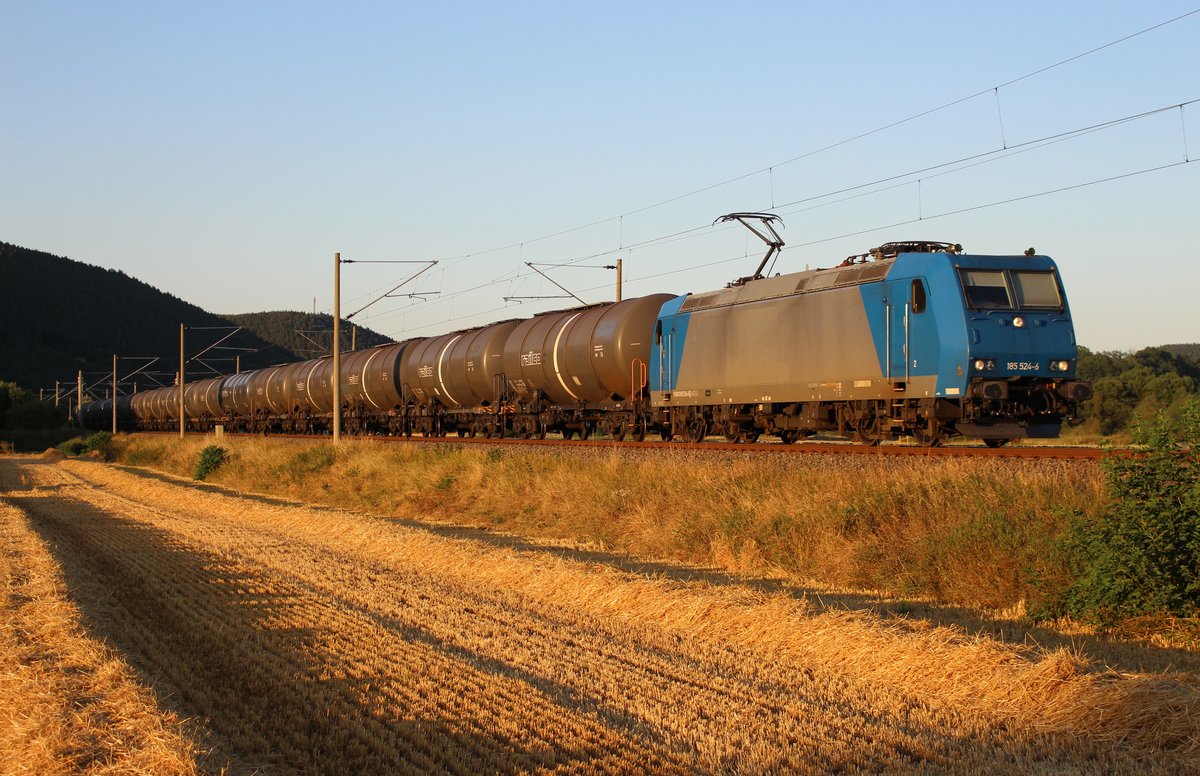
[860,263,891,281]
[835,268,865,285]
[680,293,718,311]
[806,274,838,291]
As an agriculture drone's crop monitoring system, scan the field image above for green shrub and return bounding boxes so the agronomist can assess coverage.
[282,446,336,480]
[83,431,114,459]
[194,445,228,481]
[58,437,86,456]
[1060,400,1200,624]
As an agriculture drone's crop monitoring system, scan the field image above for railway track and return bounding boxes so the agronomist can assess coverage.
[173,430,1106,460]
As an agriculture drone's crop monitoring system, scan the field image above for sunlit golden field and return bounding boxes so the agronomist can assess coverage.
[1,439,1197,772]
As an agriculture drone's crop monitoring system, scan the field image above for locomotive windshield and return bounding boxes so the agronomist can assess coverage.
[959,268,1063,311]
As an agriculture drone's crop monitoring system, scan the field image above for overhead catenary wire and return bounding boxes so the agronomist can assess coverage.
[352,96,1197,331]
[341,11,1200,336]
[403,8,1200,273]
[387,154,1196,338]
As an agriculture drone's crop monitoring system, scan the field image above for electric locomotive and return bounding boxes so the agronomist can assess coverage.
[650,239,1091,446]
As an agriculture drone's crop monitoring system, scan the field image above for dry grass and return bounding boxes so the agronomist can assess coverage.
[1,456,1194,771]
[0,467,198,775]
[117,434,1104,612]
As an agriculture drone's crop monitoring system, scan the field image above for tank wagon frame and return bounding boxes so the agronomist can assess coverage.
[83,240,1092,447]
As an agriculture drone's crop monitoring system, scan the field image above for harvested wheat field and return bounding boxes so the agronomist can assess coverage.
[1,456,1197,774]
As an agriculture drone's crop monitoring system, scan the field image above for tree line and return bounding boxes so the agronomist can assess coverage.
[1075,345,1200,436]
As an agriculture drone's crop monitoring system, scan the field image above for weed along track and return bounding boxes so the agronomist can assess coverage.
[2,458,1197,773]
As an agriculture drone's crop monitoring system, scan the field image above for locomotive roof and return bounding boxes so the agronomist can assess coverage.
[679,257,897,313]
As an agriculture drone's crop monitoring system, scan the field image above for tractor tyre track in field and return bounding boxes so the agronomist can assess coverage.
[2,457,1195,773]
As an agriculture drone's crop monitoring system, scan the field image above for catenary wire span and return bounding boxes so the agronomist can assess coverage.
[339,11,1199,334]
[350,96,1197,331]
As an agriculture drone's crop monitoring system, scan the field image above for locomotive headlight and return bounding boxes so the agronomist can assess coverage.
[973,359,987,371]
[1012,316,1026,328]
[1050,359,1071,372]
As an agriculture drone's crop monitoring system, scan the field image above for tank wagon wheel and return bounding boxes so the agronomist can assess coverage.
[579,423,592,441]
[536,425,548,440]
[983,438,1010,449]
[612,424,627,442]
[778,430,800,445]
[561,428,575,441]
[630,419,647,442]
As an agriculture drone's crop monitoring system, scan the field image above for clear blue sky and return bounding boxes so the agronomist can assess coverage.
[3,1,1197,351]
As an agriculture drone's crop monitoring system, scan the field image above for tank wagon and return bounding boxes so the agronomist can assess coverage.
[80,239,1091,446]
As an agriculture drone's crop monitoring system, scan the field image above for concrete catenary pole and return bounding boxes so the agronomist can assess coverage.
[179,324,185,438]
[111,354,117,434]
[332,253,341,444]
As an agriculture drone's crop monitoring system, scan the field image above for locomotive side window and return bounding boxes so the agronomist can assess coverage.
[1012,270,1063,309]
[959,269,1011,310]
[911,279,927,313]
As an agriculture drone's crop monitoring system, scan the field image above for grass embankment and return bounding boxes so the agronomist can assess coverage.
[117,435,1103,614]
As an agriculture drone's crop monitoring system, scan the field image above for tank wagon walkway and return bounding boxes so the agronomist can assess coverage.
[1,458,1194,773]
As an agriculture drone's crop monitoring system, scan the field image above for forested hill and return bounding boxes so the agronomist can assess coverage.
[223,311,391,360]
[1163,343,1200,362]
[0,241,297,390]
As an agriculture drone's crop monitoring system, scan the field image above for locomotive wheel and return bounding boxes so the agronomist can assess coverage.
[983,438,1010,448]
[914,420,944,448]
[685,419,707,443]
[855,416,882,447]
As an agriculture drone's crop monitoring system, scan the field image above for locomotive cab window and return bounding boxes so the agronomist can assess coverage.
[1011,270,1063,310]
[959,268,1064,311]
[959,269,1012,310]
[911,279,927,313]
